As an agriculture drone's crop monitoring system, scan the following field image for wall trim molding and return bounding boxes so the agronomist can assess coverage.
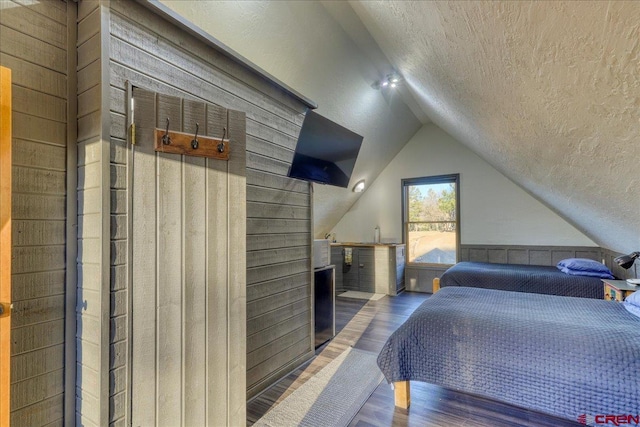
[65,2,78,424]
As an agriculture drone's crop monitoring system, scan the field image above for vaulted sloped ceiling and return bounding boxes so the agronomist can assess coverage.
[350,0,640,253]
[160,0,638,253]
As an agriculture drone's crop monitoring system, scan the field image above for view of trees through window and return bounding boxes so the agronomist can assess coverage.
[404,178,458,264]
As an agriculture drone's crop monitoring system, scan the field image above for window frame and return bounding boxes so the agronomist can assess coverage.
[401,173,461,267]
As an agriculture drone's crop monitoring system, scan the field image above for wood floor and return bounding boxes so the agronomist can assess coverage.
[247,292,582,427]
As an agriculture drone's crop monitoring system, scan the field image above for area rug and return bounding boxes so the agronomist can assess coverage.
[253,347,384,427]
[338,291,386,301]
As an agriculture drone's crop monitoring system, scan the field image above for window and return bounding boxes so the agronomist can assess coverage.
[402,174,460,265]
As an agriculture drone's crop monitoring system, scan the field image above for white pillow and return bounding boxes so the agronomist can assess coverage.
[623,290,640,318]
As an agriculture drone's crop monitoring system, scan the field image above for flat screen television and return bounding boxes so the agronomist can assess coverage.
[287,111,363,188]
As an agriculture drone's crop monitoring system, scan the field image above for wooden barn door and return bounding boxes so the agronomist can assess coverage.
[0,65,12,427]
[130,87,246,426]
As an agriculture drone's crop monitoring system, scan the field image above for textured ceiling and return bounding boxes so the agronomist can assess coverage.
[350,0,640,253]
[161,0,639,253]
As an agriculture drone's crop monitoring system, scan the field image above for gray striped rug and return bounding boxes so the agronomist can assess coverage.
[253,347,384,427]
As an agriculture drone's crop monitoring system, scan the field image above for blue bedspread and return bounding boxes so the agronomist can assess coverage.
[440,261,603,298]
[377,287,640,425]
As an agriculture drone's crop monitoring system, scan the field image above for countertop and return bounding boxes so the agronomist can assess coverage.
[330,242,405,247]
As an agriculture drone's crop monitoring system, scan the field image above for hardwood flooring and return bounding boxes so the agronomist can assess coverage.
[247,292,582,427]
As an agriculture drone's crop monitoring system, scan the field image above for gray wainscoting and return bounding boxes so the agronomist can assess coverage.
[460,244,601,266]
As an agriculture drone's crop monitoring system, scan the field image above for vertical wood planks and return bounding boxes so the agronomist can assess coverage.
[132,87,246,425]
[205,103,229,424]
[0,65,12,427]
[181,100,206,427]
[226,108,247,426]
[131,88,157,427]
[155,93,183,426]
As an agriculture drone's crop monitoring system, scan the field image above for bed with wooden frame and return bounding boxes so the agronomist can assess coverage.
[431,261,604,298]
[379,286,640,425]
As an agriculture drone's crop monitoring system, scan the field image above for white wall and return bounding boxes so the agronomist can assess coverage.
[331,124,596,247]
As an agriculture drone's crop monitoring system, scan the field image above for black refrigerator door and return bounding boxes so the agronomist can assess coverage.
[314,267,334,348]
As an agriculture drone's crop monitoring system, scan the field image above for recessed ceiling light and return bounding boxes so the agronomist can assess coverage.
[374,72,402,90]
[352,179,365,192]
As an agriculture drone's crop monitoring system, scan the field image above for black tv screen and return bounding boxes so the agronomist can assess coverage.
[288,111,363,188]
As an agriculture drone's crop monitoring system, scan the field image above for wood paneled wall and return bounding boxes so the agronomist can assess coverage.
[129,87,247,426]
[0,0,70,425]
[76,1,110,426]
[104,0,313,420]
[460,244,601,266]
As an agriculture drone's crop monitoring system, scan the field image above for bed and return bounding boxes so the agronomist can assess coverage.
[433,261,605,298]
[377,287,640,425]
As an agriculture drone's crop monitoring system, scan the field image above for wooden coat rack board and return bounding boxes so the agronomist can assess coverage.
[154,120,230,160]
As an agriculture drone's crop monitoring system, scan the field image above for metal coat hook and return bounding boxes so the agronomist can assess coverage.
[217,127,226,153]
[191,123,199,149]
[162,118,171,145]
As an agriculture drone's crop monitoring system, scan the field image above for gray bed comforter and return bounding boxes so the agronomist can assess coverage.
[377,287,640,425]
[439,262,603,298]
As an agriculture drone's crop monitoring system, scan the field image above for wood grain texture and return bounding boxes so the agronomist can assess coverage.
[0,53,66,99]
[0,3,65,49]
[11,0,67,25]
[246,169,308,193]
[227,105,247,427]
[0,64,12,427]
[204,106,230,426]
[130,88,157,427]
[109,0,310,410]
[432,277,441,293]
[394,381,410,409]
[181,100,207,427]
[155,93,183,427]
[2,5,71,424]
[109,30,299,138]
[108,6,304,125]
[0,26,66,73]
[460,244,601,266]
[247,233,310,252]
[131,86,247,426]
[153,127,230,160]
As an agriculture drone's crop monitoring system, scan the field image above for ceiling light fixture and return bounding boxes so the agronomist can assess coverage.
[352,179,365,193]
[374,73,402,90]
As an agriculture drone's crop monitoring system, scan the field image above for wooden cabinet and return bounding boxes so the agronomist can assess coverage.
[602,279,637,301]
[331,244,405,295]
[332,246,374,293]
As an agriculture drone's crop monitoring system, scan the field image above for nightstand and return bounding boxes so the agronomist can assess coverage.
[602,279,637,301]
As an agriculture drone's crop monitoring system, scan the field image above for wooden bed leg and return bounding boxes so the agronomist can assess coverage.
[432,277,440,294]
[394,381,410,409]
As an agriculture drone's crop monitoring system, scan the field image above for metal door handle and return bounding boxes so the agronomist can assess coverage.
[0,302,12,318]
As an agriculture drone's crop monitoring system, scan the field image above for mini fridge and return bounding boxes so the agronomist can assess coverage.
[314,264,335,348]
